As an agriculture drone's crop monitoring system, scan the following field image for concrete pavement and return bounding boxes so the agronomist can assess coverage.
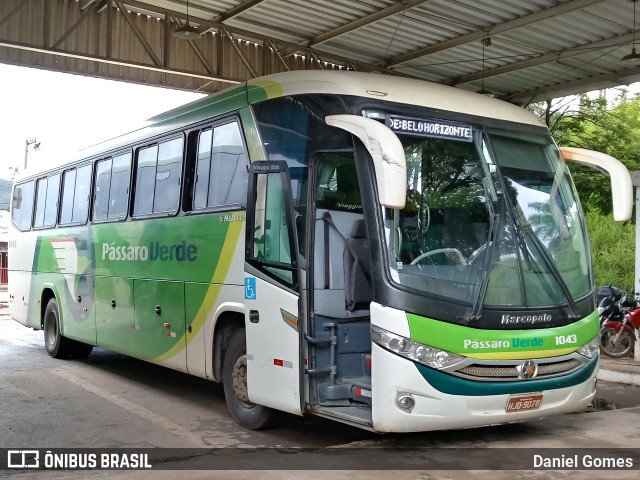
[599,357,640,386]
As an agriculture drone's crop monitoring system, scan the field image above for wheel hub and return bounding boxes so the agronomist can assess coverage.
[231,354,250,404]
[45,312,57,347]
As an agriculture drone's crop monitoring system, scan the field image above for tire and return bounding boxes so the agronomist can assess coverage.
[43,298,76,359]
[222,328,275,430]
[600,326,634,358]
[73,342,94,359]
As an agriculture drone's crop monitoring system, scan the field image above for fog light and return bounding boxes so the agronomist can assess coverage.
[396,392,415,412]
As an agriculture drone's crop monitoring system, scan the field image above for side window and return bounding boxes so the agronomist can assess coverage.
[193,121,247,210]
[72,165,91,224]
[248,163,297,289]
[134,137,183,216]
[93,158,112,221]
[194,129,212,209]
[44,174,60,227]
[109,153,131,219]
[11,181,35,231]
[93,152,132,222]
[133,145,158,216]
[33,177,48,228]
[314,153,361,213]
[60,164,91,225]
[153,138,183,213]
[60,170,77,225]
[34,174,61,228]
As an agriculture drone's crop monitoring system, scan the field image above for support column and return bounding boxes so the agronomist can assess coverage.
[632,173,640,362]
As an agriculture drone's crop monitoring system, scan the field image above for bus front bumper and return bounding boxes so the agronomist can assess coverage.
[371,343,598,433]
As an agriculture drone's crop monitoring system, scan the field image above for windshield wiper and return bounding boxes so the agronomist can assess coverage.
[463,211,498,323]
[463,136,499,323]
[515,219,580,319]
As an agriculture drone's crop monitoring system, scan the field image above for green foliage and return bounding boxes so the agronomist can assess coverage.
[0,178,12,211]
[530,91,640,290]
[530,91,640,218]
[585,210,636,290]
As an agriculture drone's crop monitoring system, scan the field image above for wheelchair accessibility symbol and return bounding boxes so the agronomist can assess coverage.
[244,278,256,300]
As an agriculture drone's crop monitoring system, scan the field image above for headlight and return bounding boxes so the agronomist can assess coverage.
[371,325,463,369]
[597,306,605,314]
[577,335,600,359]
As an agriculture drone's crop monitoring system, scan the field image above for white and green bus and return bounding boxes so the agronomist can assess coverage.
[9,71,632,432]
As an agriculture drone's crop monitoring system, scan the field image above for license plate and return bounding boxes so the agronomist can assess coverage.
[506,393,543,413]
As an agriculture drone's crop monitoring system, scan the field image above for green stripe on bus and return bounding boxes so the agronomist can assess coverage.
[407,311,599,359]
[247,81,284,103]
[414,354,598,396]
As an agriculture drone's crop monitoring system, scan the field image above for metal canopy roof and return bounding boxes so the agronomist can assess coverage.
[1,0,639,103]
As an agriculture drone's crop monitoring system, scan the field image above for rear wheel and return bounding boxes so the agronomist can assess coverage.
[600,326,634,358]
[43,298,76,359]
[73,342,94,358]
[223,328,275,430]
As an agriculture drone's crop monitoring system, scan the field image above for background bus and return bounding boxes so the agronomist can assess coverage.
[8,71,632,432]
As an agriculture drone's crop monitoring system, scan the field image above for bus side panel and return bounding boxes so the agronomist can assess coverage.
[133,279,187,373]
[8,231,39,328]
[95,276,135,356]
[41,272,96,346]
[38,232,97,345]
[185,282,207,378]
[186,228,248,380]
[7,270,34,327]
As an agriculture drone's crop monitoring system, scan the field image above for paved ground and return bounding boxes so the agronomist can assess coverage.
[1,311,640,479]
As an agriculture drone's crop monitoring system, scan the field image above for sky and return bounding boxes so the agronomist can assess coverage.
[0,63,206,179]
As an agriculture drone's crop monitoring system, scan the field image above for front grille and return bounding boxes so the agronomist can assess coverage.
[454,358,582,381]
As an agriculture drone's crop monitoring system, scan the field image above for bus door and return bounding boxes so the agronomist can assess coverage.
[244,161,304,416]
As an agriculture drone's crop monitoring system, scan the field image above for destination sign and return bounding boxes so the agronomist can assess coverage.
[387,115,473,142]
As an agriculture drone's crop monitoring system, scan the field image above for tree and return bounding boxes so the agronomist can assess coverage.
[529,89,640,289]
[530,90,640,217]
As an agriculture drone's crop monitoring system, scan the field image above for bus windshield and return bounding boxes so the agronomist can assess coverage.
[385,124,591,310]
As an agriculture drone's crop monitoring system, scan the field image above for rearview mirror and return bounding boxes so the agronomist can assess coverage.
[559,147,632,221]
[325,115,406,209]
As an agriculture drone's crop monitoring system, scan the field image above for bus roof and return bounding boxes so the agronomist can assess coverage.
[246,71,544,127]
[20,71,544,180]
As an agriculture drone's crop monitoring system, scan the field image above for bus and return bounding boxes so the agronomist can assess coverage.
[8,70,632,432]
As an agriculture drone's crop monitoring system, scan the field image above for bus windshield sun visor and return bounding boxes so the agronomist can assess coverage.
[325,114,406,209]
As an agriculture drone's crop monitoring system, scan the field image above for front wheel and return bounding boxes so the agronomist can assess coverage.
[600,326,634,358]
[222,328,275,430]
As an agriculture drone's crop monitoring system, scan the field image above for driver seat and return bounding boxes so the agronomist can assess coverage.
[343,220,372,311]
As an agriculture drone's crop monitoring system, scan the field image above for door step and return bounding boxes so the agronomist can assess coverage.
[339,375,371,390]
[310,405,373,430]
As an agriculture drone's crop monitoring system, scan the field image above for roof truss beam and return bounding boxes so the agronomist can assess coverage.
[199,0,266,34]
[385,0,606,67]
[505,64,640,103]
[114,0,162,66]
[450,32,635,86]
[0,0,25,29]
[0,38,240,85]
[285,0,431,55]
[220,27,257,78]
[52,0,106,49]
[168,12,216,76]
[121,0,415,77]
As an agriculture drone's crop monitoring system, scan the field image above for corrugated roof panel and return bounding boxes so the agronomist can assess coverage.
[2,0,639,102]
